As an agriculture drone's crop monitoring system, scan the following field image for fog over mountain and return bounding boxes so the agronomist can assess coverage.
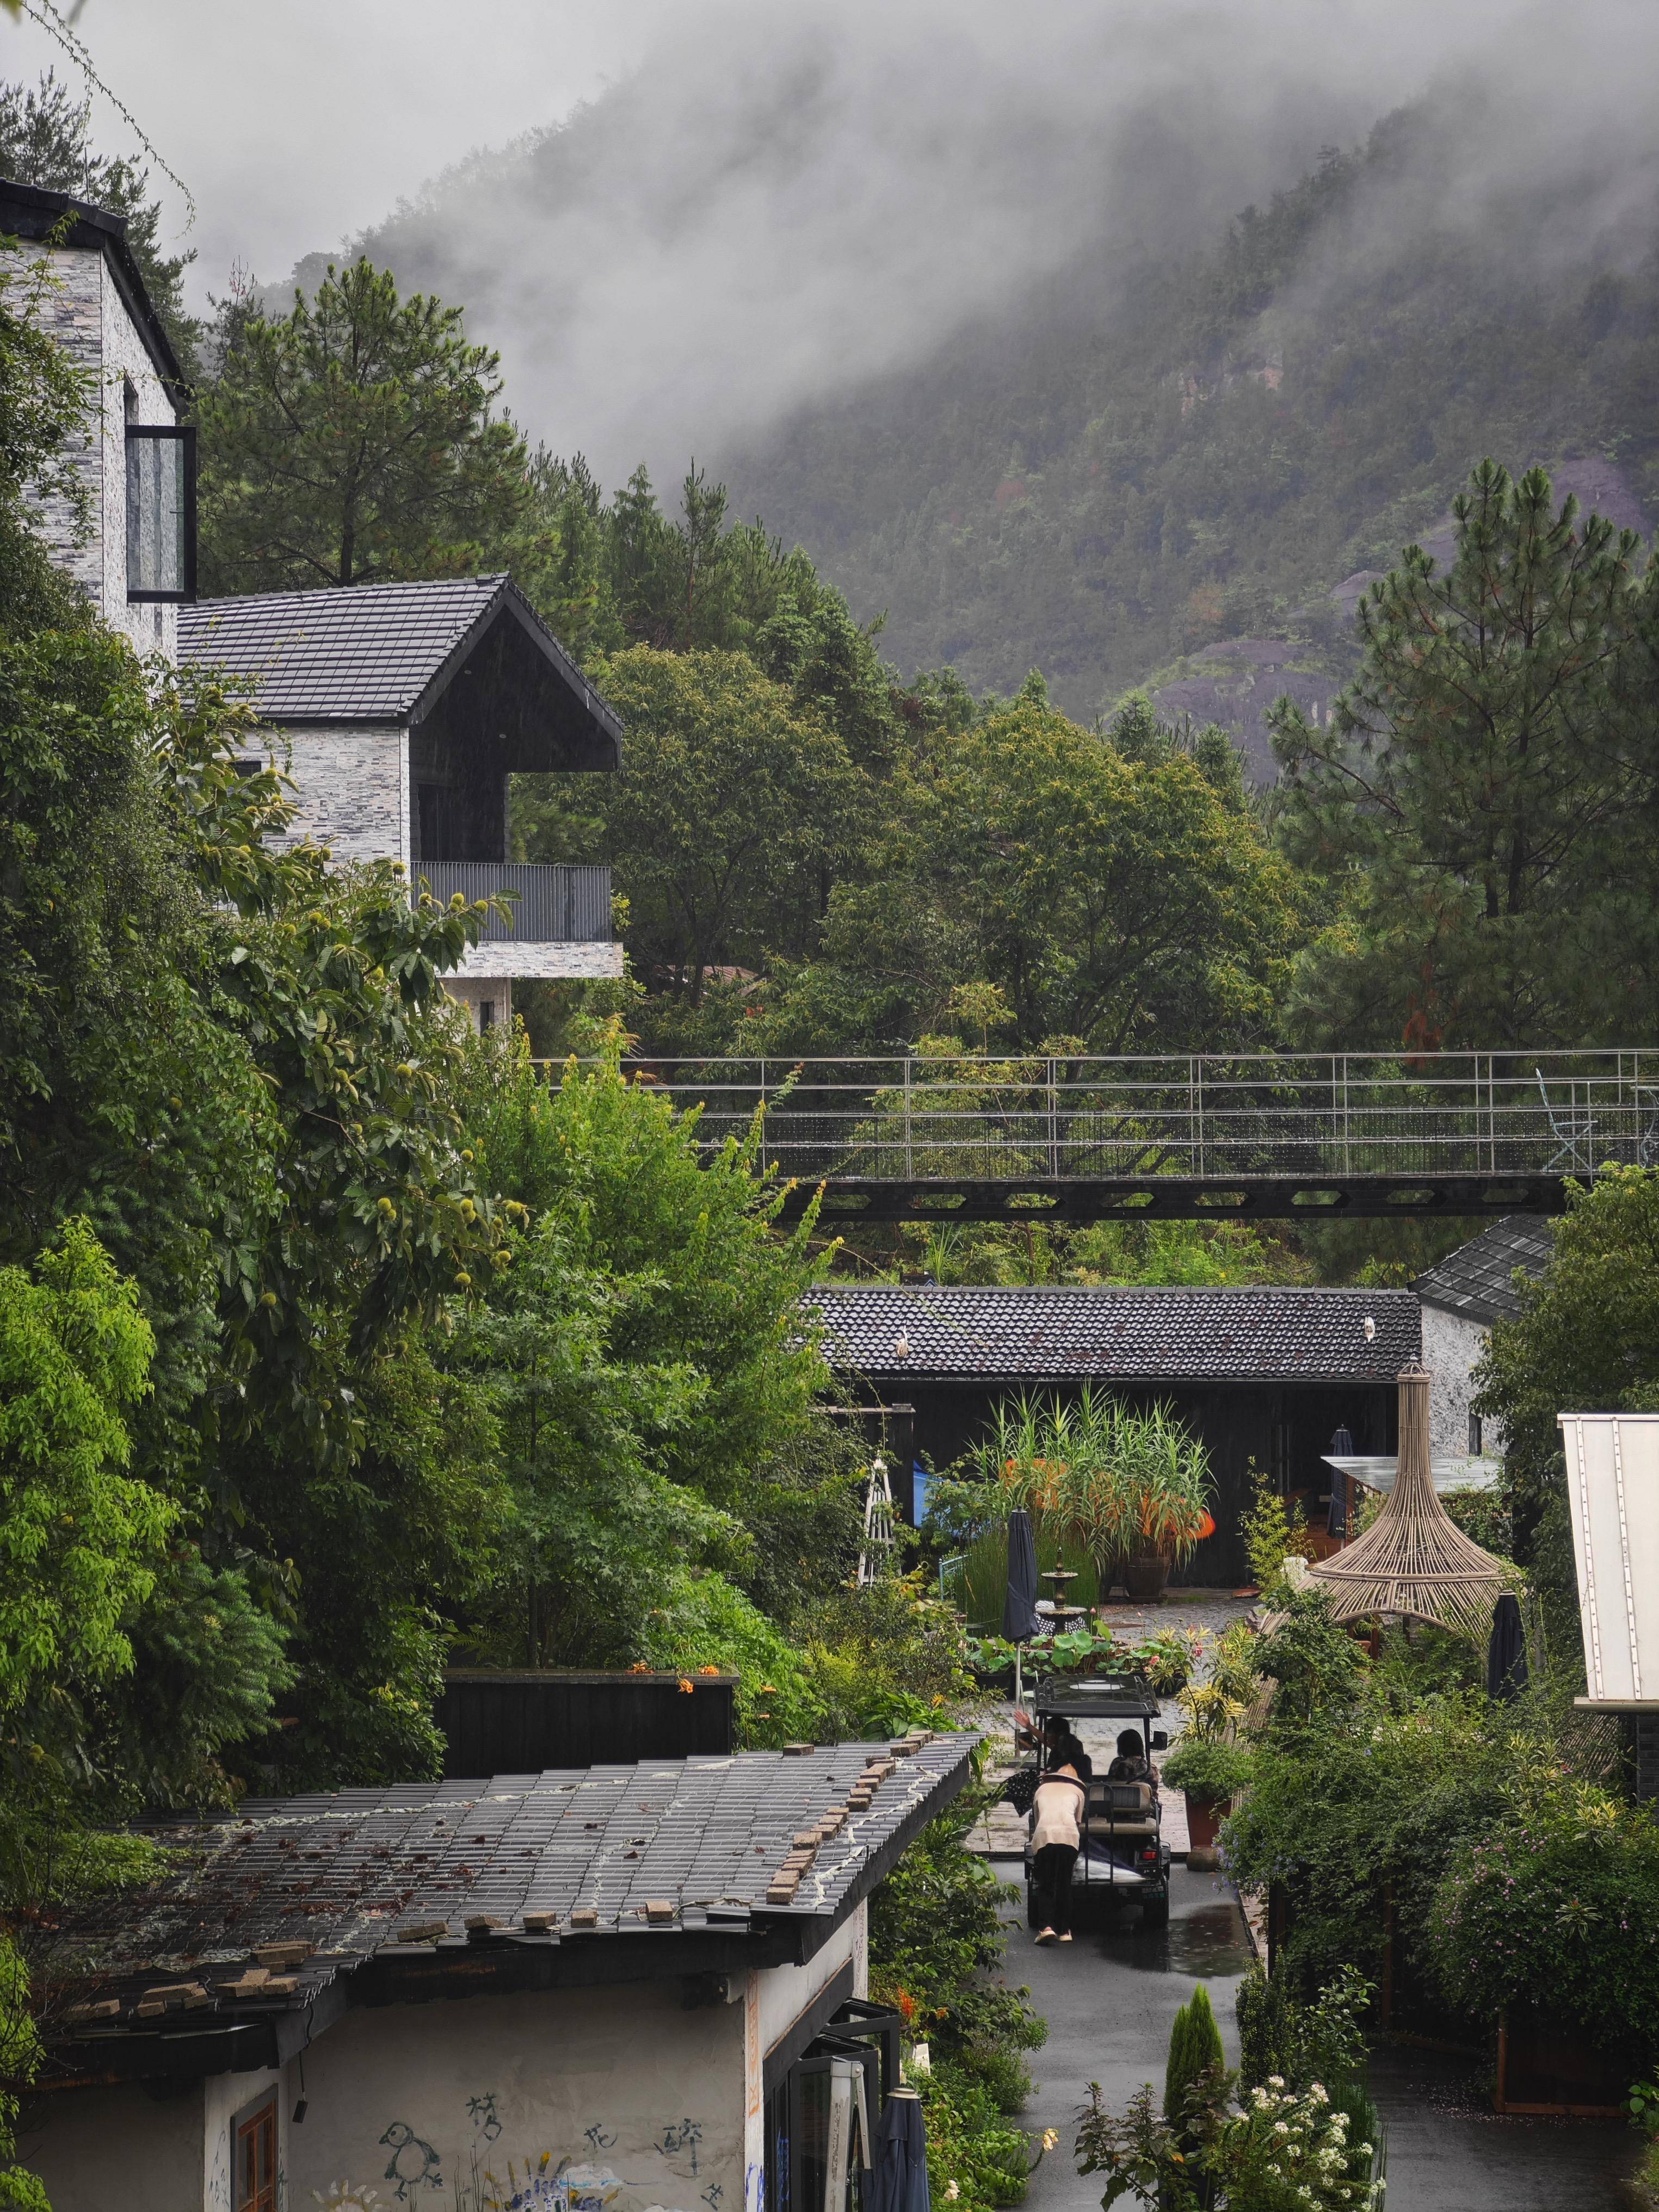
[346,0,1659,492]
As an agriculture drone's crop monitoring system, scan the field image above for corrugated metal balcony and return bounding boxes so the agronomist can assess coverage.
[417,861,612,943]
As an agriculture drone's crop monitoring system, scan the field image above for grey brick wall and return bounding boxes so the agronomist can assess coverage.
[1,240,178,659]
[267,726,411,868]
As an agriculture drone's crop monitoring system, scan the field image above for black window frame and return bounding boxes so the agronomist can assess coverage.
[125,422,198,604]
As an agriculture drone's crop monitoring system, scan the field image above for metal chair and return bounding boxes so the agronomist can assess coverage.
[1535,1067,1596,1173]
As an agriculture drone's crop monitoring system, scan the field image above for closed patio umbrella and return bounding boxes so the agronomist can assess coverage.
[1328,1426,1355,1537]
[1487,1591,1528,1701]
[866,2086,930,2212]
[1003,1508,1041,1642]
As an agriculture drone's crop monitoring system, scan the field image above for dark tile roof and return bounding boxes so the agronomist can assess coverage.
[0,177,184,392]
[54,1735,970,2049]
[178,576,620,745]
[808,1283,1420,1383]
[1414,1216,1554,1326]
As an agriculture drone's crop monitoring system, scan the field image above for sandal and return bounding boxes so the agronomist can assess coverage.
[1057,1932,1074,1943]
[1034,1928,1056,1944]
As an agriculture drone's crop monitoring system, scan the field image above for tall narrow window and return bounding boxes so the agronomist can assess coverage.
[233,2094,277,2212]
[125,424,196,602]
[1468,1411,1483,1455]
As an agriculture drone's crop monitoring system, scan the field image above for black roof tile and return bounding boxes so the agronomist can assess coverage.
[56,1738,971,2033]
[178,576,622,749]
[809,1283,1420,1382]
[1414,1216,1554,1326]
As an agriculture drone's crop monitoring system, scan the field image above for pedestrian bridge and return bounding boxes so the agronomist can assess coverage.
[584,1049,1659,1223]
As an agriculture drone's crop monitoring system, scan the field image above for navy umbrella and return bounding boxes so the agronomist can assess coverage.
[1327,1426,1355,1538]
[1003,1507,1042,1643]
[1487,1591,1528,1701]
[866,2087,930,2212]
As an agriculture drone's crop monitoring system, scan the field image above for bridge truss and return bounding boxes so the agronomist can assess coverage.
[559,1050,1659,1225]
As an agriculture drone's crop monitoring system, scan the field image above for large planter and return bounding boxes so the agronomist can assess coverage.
[1125,1553,1171,1601]
[1183,1792,1230,1852]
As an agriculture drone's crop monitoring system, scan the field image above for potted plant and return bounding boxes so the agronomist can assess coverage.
[1162,1735,1254,1851]
[1119,1407,1216,1601]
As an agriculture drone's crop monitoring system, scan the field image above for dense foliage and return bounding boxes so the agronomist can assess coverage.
[1478,1166,1659,1660]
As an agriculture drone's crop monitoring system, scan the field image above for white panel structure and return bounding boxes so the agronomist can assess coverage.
[1559,1412,1659,1708]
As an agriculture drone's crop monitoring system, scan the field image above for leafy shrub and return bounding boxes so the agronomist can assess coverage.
[1162,1737,1254,1803]
[912,2065,1034,2212]
[1241,1460,1316,1595]
[1427,1758,1659,2049]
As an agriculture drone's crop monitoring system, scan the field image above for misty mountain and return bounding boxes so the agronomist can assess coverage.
[716,96,1659,737]
[329,5,1659,747]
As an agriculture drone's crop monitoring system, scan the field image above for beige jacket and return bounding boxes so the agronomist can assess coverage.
[1030,1767,1086,1852]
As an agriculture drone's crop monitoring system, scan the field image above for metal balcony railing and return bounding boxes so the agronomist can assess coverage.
[417,861,611,943]
[565,1048,1659,1183]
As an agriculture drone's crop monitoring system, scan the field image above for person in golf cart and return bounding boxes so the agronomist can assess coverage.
[1106,1728,1158,1791]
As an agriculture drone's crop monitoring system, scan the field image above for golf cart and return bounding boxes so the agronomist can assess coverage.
[1020,1675,1172,1931]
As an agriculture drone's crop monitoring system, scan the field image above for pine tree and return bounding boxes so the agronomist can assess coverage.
[1164,1981,1226,2122]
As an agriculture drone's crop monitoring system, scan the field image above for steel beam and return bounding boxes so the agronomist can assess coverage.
[774,1174,1574,1226]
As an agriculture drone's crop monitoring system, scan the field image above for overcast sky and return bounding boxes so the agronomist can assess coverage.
[3,0,674,300]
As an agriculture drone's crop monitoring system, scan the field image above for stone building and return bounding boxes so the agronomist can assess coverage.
[178,578,625,1030]
[1414,1216,1553,1461]
[3,171,625,1031]
[23,1737,963,2212]
[0,176,192,657]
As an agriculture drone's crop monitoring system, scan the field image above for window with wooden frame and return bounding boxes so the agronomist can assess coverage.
[233,2093,278,2212]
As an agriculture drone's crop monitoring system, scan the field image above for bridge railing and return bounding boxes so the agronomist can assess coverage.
[561,1050,1659,1182]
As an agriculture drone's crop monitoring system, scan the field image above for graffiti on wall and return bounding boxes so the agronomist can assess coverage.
[322,2097,719,2212]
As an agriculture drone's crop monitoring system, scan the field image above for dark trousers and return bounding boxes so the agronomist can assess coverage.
[1032,1843,1077,1933]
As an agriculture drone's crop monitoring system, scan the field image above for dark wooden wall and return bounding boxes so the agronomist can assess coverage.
[860,1375,1397,1586]
[436,1670,738,1780]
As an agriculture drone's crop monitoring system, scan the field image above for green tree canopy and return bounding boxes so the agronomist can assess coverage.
[799,691,1300,1051]
[198,258,535,592]
[1272,461,1659,1048]
[573,644,865,1001]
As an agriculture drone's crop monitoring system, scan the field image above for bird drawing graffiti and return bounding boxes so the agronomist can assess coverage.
[379,2122,443,2199]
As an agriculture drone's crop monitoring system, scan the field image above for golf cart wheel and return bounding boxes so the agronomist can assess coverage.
[1141,1886,1170,1930]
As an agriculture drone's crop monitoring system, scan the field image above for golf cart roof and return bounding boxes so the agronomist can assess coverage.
[1033,1674,1161,1722]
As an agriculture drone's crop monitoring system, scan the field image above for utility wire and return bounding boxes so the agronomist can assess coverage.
[18,0,196,227]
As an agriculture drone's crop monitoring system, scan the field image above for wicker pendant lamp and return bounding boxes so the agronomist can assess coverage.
[1306,1364,1511,1641]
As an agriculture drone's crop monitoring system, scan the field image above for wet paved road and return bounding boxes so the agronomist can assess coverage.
[998,1859,1637,2212]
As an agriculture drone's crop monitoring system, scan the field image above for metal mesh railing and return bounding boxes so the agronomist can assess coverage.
[418,861,610,943]
[561,1051,1659,1182]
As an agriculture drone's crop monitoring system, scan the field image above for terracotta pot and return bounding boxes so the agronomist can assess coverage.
[1125,1553,1170,1601]
[1183,1793,1230,1851]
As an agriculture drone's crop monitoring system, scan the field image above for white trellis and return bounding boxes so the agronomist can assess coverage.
[858,1456,897,1586]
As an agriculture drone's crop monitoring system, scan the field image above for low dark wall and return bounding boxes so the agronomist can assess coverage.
[437,1670,738,1780]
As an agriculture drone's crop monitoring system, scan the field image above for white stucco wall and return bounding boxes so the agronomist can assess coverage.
[1423,1302,1502,1459]
[286,1979,746,2212]
[268,726,412,869]
[1,239,178,658]
[25,1914,871,2212]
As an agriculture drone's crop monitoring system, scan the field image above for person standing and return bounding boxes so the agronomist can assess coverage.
[1029,1756,1087,1943]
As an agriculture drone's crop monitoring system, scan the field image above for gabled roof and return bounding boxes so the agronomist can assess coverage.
[0,176,184,394]
[809,1283,1419,1383]
[178,575,622,765]
[52,1734,971,2077]
[1414,1216,1553,1327]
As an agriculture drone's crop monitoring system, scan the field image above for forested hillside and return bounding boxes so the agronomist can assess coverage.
[718,97,1659,725]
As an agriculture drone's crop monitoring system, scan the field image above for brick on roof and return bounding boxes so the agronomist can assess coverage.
[1414,1216,1553,1327]
[178,575,619,738]
[55,1737,971,2043]
[808,1283,1420,1382]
